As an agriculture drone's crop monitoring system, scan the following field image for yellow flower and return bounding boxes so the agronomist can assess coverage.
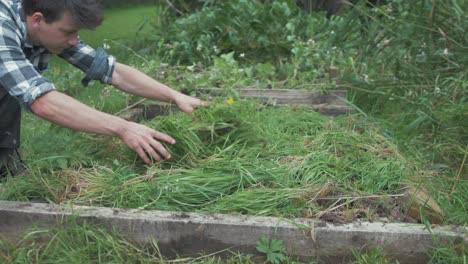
[226,98,235,105]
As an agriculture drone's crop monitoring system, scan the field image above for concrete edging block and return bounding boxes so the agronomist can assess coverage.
[0,200,466,263]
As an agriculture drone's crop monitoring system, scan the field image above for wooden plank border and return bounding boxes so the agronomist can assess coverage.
[118,89,354,121]
[197,88,347,104]
[0,201,465,264]
[196,88,353,116]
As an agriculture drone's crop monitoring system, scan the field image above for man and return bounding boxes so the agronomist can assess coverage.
[0,0,205,177]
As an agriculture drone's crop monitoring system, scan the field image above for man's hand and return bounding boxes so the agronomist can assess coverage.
[174,93,208,113]
[31,91,177,165]
[117,122,176,165]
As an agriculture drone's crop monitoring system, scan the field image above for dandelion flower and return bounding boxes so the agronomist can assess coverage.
[227,98,235,105]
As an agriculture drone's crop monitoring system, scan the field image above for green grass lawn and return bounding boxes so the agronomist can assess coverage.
[80,4,162,49]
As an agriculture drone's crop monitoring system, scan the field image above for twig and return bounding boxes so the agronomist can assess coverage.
[115,98,146,116]
[165,0,184,16]
[103,39,149,64]
[450,149,467,197]
[313,188,410,219]
[316,197,361,218]
[315,193,406,200]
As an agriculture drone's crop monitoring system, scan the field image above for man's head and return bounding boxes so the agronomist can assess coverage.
[22,0,103,54]
[22,0,103,29]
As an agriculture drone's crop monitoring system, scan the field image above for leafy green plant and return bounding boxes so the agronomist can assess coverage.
[256,236,287,264]
[136,0,315,65]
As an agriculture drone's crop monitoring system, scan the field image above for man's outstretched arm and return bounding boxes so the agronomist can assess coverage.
[111,62,206,112]
[29,90,175,164]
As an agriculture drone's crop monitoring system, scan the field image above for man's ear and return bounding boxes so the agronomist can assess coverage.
[29,12,45,27]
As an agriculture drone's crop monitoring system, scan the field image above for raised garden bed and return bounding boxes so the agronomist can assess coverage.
[1,89,465,263]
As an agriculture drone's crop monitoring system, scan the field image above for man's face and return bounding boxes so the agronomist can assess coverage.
[33,12,80,54]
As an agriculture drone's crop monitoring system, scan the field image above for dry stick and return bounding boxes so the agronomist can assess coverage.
[103,39,149,64]
[313,189,410,218]
[165,0,184,16]
[315,198,342,218]
[316,197,361,219]
[450,150,467,198]
[315,193,406,200]
[115,98,147,116]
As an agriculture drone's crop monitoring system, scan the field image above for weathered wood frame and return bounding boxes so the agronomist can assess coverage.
[0,201,466,264]
[118,88,353,121]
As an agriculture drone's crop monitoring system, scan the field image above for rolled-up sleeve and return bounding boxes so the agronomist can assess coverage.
[59,41,115,87]
[0,20,55,108]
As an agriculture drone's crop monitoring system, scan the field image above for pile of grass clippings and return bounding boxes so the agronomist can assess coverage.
[1,98,421,223]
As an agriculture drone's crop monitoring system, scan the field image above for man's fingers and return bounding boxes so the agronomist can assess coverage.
[135,148,151,165]
[175,94,209,113]
[120,123,176,164]
[144,145,163,162]
[200,100,209,107]
[152,130,176,145]
[148,139,171,160]
[136,143,166,165]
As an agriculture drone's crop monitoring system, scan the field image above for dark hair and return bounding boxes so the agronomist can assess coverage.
[22,0,103,29]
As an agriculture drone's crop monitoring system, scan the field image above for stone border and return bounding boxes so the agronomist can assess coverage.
[0,201,465,263]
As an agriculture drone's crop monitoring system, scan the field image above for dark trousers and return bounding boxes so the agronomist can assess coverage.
[0,148,24,177]
[0,87,23,177]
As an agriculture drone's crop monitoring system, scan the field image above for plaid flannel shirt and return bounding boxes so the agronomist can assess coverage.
[0,0,115,108]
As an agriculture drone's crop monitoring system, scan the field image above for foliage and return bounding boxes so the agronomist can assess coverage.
[0,220,159,263]
[429,239,468,264]
[132,0,467,166]
[125,0,467,226]
[6,0,464,225]
[2,2,466,263]
[160,0,218,14]
[136,0,317,65]
[337,0,467,161]
[100,0,158,9]
[256,236,287,264]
